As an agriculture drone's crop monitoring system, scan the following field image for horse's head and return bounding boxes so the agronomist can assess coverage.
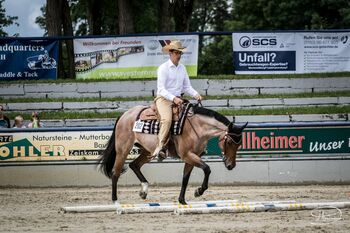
[218,122,248,170]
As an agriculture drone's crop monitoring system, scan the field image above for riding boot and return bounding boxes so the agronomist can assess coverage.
[154,146,167,162]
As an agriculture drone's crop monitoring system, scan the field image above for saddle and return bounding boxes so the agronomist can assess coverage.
[133,101,192,135]
[138,102,184,121]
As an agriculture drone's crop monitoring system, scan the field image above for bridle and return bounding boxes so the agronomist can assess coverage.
[219,131,242,158]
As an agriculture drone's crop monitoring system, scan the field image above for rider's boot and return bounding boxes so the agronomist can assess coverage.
[153,146,167,162]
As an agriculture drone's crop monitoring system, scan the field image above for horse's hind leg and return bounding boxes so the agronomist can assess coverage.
[111,154,128,201]
[129,150,152,199]
[112,140,134,202]
[178,163,194,205]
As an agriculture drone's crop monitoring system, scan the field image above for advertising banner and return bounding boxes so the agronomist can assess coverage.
[1,124,349,162]
[237,125,350,157]
[206,125,350,157]
[0,39,58,80]
[232,32,350,74]
[0,129,140,162]
[73,35,199,79]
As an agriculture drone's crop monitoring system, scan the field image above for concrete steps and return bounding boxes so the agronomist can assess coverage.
[3,96,350,113]
[1,77,350,99]
[16,113,345,128]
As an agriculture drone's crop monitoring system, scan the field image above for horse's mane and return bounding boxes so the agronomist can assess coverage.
[192,105,230,126]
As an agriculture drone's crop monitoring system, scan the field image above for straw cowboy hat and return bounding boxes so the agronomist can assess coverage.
[162,40,187,53]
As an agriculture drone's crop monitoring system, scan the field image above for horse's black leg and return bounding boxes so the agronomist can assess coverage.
[129,151,152,199]
[178,163,194,205]
[129,161,148,183]
[194,162,211,197]
[112,174,118,201]
[182,152,211,198]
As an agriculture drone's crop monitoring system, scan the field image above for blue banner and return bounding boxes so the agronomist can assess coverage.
[233,51,296,71]
[232,32,350,74]
[0,39,58,81]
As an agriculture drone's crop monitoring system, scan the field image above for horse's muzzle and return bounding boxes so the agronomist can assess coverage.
[223,157,236,170]
[225,162,236,170]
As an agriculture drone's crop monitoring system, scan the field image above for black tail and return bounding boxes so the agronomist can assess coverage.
[99,117,120,179]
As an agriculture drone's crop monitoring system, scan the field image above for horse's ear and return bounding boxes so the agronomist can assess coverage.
[239,122,248,131]
[228,122,234,130]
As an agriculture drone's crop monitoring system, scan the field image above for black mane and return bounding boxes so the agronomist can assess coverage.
[192,105,231,126]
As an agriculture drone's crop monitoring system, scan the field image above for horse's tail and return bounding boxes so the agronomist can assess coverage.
[99,116,120,179]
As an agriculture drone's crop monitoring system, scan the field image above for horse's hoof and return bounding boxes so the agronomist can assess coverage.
[180,201,187,205]
[139,191,147,200]
[112,196,117,202]
[194,188,202,197]
[178,198,187,205]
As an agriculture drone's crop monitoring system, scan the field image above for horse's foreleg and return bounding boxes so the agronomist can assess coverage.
[182,152,211,199]
[194,162,211,197]
[178,163,194,205]
[129,151,152,199]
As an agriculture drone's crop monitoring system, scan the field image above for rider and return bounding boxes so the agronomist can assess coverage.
[153,40,203,161]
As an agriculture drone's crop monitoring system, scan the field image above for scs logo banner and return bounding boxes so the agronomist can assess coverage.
[239,36,277,48]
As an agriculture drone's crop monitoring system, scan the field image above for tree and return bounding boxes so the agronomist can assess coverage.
[189,0,233,74]
[86,0,102,35]
[118,0,134,34]
[173,0,195,32]
[0,0,19,36]
[46,0,75,79]
[158,0,173,32]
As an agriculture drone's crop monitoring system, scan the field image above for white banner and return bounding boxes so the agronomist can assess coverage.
[74,35,199,79]
[232,32,350,74]
[0,130,140,162]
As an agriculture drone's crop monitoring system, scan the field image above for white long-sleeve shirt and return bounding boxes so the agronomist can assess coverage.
[156,59,198,101]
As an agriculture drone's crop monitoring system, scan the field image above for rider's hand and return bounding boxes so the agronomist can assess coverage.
[195,94,203,102]
[173,97,183,106]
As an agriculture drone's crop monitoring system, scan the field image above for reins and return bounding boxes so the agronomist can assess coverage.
[185,101,202,140]
[186,117,200,139]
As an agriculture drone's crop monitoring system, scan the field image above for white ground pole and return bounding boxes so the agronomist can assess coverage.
[62,200,296,214]
[174,201,350,215]
[62,200,240,213]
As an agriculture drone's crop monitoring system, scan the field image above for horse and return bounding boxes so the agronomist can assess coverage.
[99,103,247,205]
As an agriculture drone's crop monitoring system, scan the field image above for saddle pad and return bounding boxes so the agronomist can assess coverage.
[133,102,192,135]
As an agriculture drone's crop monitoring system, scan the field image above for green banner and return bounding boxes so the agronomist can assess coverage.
[76,65,198,79]
[207,125,350,157]
[1,125,349,162]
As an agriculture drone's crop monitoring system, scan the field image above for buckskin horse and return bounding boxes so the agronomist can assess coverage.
[99,102,247,205]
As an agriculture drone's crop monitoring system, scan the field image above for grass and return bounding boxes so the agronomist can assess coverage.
[4,105,349,120]
[1,91,349,103]
[218,105,350,116]
[4,111,123,120]
[1,72,349,84]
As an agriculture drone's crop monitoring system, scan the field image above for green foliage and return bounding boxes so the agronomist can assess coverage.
[229,0,350,30]
[132,0,158,33]
[35,6,47,36]
[0,0,18,36]
[31,0,350,76]
[70,0,118,35]
[199,35,233,75]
